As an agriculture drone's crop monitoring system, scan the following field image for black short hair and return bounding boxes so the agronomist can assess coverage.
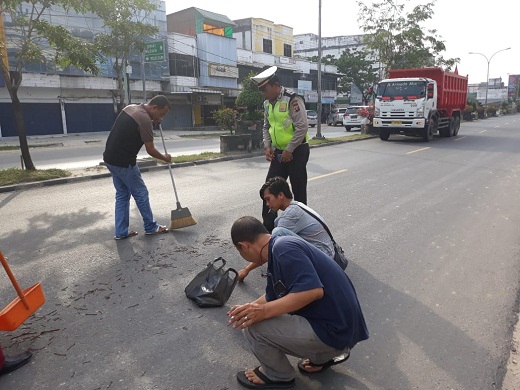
[148,95,170,109]
[259,176,293,200]
[231,216,268,246]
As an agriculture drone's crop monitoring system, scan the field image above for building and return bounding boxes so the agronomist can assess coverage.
[0,1,168,137]
[0,4,342,137]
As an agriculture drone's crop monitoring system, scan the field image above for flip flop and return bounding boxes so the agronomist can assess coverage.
[297,351,350,374]
[145,225,169,235]
[114,231,138,240]
[236,366,295,389]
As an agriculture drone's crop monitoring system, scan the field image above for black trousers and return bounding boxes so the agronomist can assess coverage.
[262,143,310,232]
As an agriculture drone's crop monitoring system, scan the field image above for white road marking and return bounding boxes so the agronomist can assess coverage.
[309,169,348,181]
[406,147,431,155]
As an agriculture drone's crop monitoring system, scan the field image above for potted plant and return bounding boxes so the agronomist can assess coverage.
[235,72,265,149]
[357,106,375,134]
[212,107,238,134]
[487,105,497,117]
[212,108,252,153]
[463,105,474,121]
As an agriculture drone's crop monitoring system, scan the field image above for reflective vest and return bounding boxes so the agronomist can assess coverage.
[265,91,297,150]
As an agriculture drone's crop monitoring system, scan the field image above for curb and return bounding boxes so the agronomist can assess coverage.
[0,135,375,194]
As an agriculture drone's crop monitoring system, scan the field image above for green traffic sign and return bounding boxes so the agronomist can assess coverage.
[144,41,165,63]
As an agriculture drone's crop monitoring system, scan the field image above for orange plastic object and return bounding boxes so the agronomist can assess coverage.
[0,251,45,331]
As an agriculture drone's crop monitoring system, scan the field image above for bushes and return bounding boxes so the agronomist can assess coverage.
[212,108,238,134]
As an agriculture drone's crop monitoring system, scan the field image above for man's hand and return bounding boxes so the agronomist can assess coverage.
[163,153,172,163]
[238,268,249,282]
[280,150,293,163]
[265,146,275,161]
[227,302,266,329]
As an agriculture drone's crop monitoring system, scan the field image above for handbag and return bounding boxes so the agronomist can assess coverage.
[184,257,239,308]
[297,205,349,270]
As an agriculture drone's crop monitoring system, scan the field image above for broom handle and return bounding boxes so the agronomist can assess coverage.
[158,124,182,208]
[0,251,30,309]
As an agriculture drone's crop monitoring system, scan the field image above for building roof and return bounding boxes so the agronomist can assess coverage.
[193,7,236,26]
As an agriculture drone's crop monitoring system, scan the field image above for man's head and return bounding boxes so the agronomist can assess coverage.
[231,216,269,263]
[252,66,281,100]
[259,177,293,213]
[146,95,170,124]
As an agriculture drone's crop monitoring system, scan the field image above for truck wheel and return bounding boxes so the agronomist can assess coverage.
[423,120,434,142]
[345,126,351,131]
[448,117,456,136]
[453,117,461,136]
[379,129,390,141]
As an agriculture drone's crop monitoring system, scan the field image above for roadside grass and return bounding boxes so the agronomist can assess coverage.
[0,135,374,186]
[0,143,63,151]
[0,168,71,186]
[309,133,374,145]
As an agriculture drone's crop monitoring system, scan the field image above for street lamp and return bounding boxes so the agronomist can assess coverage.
[468,47,511,112]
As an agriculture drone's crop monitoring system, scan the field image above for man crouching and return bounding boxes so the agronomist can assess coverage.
[228,216,368,389]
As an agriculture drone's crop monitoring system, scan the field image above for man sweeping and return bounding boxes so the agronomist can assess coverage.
[103,95,171,240]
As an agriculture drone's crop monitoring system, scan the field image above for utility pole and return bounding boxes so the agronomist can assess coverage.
[468,47,511,114]
[313,0,325,139]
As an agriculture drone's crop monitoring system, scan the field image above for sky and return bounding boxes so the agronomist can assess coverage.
[164,0,519,86]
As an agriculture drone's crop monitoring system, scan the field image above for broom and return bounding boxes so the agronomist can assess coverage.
[158,124,197,229]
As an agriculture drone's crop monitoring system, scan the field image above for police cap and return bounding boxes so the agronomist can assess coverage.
[251,66,278,89]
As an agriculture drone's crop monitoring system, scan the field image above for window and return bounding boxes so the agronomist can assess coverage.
[263,39,272,54]
[283,44,292,57]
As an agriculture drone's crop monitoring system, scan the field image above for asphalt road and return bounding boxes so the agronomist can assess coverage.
[0,116,519,389]
[0,125,353,170]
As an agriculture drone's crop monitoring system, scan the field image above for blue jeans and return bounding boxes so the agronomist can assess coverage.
[105,163,159,237]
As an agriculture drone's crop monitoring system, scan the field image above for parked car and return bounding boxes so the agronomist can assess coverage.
[343,105,370,131]
[306,110,318,127]
[327,108,348,126]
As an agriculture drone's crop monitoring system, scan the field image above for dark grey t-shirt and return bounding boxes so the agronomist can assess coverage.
[103,104,154,167]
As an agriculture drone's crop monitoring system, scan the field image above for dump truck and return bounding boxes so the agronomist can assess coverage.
[372,67,468,141]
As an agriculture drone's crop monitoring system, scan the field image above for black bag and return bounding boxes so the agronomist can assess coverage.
[332,241,349,270]
[184,257,239,308]
[298,205,349,270]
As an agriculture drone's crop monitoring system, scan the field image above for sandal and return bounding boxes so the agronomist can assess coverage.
[145,225,169,235]
[297,351,350,374]
[236,366,295,389]
[114,231,138,240]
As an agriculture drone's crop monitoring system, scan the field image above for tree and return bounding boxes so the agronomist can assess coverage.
[93,0,159,112]
[336,47,378,104]
[0,0,100,170]
[357,0,459,78]
[235,72,264,120]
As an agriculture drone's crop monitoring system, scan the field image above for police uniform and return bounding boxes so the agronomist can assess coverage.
[252,66,310,232]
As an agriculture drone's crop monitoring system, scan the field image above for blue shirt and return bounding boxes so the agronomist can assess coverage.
[265,235,369,350]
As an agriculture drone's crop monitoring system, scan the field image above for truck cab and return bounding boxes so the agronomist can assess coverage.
[373,77,437,140]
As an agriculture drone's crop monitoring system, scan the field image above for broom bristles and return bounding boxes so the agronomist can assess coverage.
[170,205,196,229]
[170,215,197,229]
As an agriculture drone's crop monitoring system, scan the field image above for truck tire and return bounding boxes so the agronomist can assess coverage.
[448,117,455,136]
[453,117,461,136]
[345,126,351,131]
[379,129,390,141]
[423,120,434,142]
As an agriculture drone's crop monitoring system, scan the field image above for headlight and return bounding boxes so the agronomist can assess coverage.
[416,106,424,117]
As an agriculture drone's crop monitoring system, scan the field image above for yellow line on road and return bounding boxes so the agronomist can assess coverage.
[309,169,348,181]
[406,147,431,154]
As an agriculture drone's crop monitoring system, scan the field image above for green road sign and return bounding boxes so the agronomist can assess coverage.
[144,41,165,63]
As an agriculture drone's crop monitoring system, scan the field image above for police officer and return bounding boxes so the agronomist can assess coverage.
[251,66,310,232]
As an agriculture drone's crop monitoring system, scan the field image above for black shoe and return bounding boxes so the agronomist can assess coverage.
[0,351,32,376]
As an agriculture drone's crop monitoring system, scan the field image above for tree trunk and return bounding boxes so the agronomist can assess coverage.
[4,72,36,170]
